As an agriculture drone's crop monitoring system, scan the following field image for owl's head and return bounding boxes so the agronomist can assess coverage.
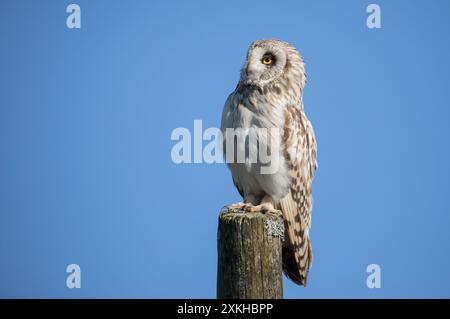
[240,39,306,92]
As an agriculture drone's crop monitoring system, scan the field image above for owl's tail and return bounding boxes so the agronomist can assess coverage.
[279,196,313,286]
[282,235,312,286]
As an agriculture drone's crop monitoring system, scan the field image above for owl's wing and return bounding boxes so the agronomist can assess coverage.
[279,103,317,286]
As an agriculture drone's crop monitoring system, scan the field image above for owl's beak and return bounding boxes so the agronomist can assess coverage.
[245,64,259,83]
[246,64,256,78]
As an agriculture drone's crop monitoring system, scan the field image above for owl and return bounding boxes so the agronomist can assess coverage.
[221,39,317,286]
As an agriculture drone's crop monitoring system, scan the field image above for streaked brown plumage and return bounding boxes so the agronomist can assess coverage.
[280,104,317,285]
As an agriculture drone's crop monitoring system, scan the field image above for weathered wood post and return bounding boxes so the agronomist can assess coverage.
[217,208,285,299]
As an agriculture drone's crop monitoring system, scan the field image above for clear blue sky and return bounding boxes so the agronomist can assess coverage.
[1,0,450,298]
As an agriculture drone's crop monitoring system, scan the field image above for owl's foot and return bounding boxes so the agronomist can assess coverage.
[242,204,282,217]
[243,195,282,217]
[221,194,261,214]
[221,202,247,214]
[221,203,281,217]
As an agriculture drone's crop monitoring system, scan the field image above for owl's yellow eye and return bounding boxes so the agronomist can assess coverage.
[261,54,273,65]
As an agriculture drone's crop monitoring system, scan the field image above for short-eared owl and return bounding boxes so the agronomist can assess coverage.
[221,39,317,286]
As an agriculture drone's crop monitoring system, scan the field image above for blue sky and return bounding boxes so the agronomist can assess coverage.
[1,0,450,298]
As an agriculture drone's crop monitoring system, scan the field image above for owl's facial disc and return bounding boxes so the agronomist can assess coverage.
[243,44,287,86]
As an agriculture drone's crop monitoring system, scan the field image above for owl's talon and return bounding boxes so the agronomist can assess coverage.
[242,204,282,217]
[223,202,246,213]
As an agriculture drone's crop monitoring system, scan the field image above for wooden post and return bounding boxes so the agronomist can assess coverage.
[217,209,284,299]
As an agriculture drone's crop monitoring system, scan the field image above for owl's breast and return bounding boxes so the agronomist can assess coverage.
[221,89,291,200]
